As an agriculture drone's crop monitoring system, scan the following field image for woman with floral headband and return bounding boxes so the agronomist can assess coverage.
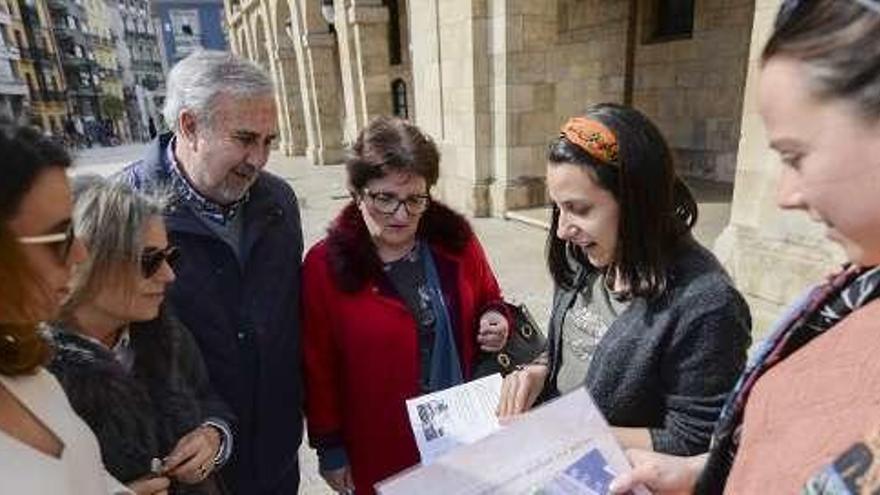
[497,103,752,458]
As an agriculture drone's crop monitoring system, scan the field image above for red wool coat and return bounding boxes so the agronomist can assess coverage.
[302,202,506,494]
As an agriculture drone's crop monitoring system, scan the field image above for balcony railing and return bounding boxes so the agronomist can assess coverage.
[61,54,96,69]
[131,60,162,73]
[21,47,54,61]
[46,0,67,12]
[0,45,20,60]
[42,90,67,102]
[70,85,100,97]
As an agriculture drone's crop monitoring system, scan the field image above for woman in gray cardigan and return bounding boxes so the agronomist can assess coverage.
[497,103,752,456]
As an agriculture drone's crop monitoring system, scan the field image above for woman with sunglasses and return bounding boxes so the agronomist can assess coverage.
[0,122,140,493]
[609,1,880,493]
[46,176,235,495]
[303,116,511,494]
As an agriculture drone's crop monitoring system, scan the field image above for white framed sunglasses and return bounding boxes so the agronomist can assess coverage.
[18,223,76,261]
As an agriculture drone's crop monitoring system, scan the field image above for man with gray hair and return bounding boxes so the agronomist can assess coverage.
[118,50,303,494]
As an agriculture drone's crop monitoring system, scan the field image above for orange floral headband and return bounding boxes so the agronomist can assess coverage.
[560,117,619,165]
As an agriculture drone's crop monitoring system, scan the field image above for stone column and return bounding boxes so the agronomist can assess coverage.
[267,49,293,154]
[409,0,494,216]
[488,0,560,215]
[715,0,842,335]
[274,44,307,154]
[298,31,346,165]
[333,0,392,143]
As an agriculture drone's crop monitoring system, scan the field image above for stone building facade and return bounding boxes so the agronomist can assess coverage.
[14,0,67,133]
[0,0,28,121]
[225,0,411,164]
[226,0,753,215]
[226,0,839,333]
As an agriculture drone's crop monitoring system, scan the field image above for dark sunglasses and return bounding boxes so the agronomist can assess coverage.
[140,246,180,278]
[18,223,76,262]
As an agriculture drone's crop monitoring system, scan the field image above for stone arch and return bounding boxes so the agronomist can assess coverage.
[280,0,345,164]
[252,12,271,69]
[267,0,307,154]
[294,0,329,34]
[240,24,254,60]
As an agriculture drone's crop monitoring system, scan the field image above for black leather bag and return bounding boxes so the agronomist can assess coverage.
[473,302,548,378]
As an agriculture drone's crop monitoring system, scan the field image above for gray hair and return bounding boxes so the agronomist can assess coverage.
[162,50,275,133]
[61,175,168,316]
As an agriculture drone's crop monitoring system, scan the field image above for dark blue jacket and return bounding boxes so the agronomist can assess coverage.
[118,134,303,494]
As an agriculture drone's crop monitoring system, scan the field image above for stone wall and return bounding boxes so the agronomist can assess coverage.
[486,0,561,214]
[409,0,494,214]
[229,0,757,216]
[715,0,842,335]
[632,0,754,182]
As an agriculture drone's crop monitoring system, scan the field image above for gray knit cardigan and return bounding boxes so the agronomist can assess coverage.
[545,239,752,455]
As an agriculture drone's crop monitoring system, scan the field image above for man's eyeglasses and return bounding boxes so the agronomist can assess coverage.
[141,246,180,278]
[18,223,76,261]
[363,189,431,216]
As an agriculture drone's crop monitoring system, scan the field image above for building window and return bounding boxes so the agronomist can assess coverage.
[645,0,694,43]
[391,78,407,119]
[384,0,402,65]
[25,73,36,99]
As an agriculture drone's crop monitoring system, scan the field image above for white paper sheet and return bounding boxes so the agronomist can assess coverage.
[380,387,650,495]
[405,373,503,464]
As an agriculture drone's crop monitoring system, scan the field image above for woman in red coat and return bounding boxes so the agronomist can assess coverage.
[303,116,511,494]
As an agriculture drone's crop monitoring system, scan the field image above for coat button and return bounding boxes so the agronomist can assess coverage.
[237,331,246,340]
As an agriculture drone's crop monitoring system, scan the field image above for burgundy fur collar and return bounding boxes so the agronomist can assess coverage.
[326,201,474,293]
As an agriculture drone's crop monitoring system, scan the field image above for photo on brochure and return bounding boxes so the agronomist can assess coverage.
[535,448,617,495]
[418,399,451,442]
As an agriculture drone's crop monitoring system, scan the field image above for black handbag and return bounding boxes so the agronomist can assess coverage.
[473,302,548,377]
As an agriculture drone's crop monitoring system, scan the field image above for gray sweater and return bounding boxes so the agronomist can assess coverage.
[546,239,751,455]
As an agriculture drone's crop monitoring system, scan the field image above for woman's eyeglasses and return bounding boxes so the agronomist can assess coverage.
[140,246,180,278]
[363,189,431,216]
[18,223,76,262]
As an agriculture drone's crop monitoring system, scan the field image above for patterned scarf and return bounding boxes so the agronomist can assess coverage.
[165,136,248,225]
[697,264,880,494]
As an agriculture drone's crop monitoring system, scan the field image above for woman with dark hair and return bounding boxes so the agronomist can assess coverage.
[46,177,235,494]
[0,121,143,493]
[610,1,880,493]
[497,103,752,457]
[303,116,510,494]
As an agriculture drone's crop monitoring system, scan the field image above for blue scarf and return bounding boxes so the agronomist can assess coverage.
[419,241,464,391]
